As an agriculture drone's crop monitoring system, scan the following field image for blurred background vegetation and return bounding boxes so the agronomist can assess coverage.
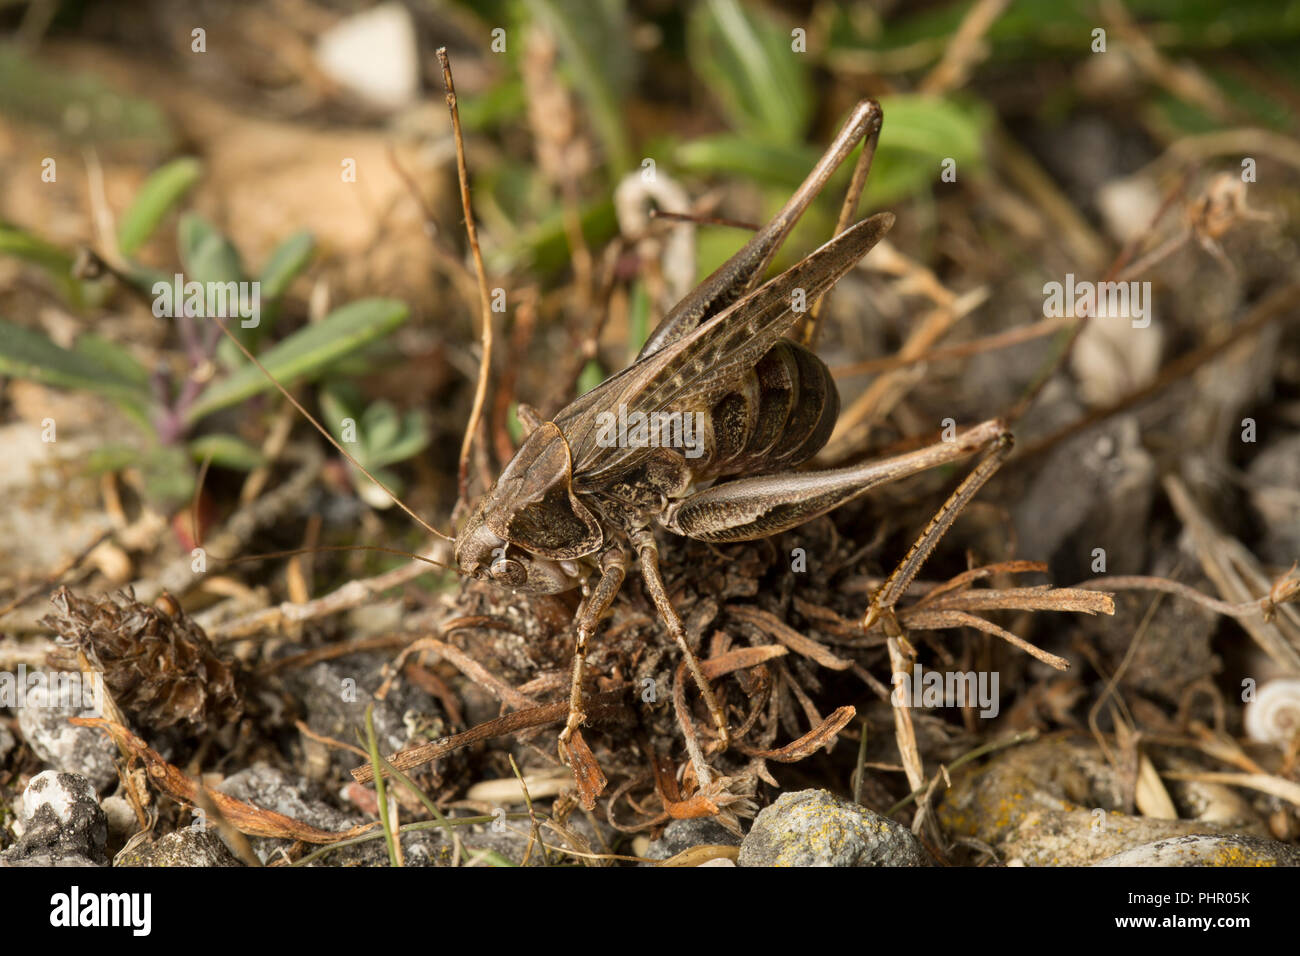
[0,0,1296,590]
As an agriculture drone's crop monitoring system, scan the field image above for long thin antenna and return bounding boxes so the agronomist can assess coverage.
[209,316,456,543]
[437,47,496,512]
[217,544,464,576]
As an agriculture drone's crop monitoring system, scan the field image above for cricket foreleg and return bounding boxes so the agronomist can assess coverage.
[631,528,730,750]
[863,427,1014,633]
[662,419,1008,543]
[558,547,627,764]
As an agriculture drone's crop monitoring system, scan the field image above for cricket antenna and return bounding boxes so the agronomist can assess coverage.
[209,316,457,544]
[218,545,468,577]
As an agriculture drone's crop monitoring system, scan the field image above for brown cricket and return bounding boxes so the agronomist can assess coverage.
[449,98,1012,756]
[218,89,1012,766]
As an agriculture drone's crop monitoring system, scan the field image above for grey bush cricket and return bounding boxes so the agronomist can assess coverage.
[218,60,1012,769]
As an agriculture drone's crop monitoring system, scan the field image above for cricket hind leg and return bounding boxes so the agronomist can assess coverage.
[662,419,1009,543]
[630,528,731,751]
[557,546,627,764]
[637,99,883,360]
[861,428,1014,632]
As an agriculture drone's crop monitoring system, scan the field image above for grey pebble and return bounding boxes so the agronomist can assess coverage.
[1094,834,1300,867]
[17,702,119,791]
[739,789,933,867]
[1,771,107,866]
[115,827,244,867]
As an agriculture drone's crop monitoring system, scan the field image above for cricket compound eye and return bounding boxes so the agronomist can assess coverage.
[489,557,528,587]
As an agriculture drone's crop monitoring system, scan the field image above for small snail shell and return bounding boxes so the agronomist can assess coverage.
[1244,678,1300,746]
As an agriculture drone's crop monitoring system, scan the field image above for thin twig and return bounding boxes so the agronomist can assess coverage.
[438,48,495,512]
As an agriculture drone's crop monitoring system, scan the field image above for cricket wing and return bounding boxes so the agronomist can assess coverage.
[567,212,893,478]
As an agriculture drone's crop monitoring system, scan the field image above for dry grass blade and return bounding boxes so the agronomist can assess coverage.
[74,718,374,843]
[384,635,536,711]
[737,705,856,762]
[699,644,788,679]
[205,551,441,641]
[917,585,1116,616]
[1159,771,1300,809]
[1165,474,1300,672]
[728,605,851,670]
[901,608,1071,670]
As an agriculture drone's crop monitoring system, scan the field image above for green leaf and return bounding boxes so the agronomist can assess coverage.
[0,317,151,410]
[677,94,989,207]
[319,379,361,443]
[506,403,524,444]
[491,198,617,274]
[675,136,818,186]
[369,411,429,468]
[0,223,91,305]
[117,157,202,257]
[0,222,74,274]
[73,334,150,387]
[140,444,195,509]
[185,298,409,424]
[689,0,812,146]
[362,401,402,455]
[178,213,244,286]
[258,230,315,300]
[577,359,605,396]
[86,443,143,475]
[187,433,267,471]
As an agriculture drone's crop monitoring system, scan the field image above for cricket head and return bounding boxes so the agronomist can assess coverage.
[455,421,602,594]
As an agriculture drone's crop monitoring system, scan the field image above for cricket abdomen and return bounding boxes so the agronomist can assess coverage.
[578,341,839,524]
[694,339,839,481]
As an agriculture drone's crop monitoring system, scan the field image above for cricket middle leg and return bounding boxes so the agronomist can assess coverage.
[557,546,626,765]
[631,528,731,751]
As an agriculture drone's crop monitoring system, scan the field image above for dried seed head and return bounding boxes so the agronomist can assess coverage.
[43,587,244,732]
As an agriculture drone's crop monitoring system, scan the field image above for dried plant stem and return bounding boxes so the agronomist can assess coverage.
[919,0,1012,94]
[205,549,438,641]
[350,690,630,784]
[831,315,1071,379]
[438,48,495,511]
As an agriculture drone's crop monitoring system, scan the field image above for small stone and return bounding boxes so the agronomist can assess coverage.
[738,790,934,867]
[3,771,107,865]
[285,655,443,783]
[115,828,243,867]
[1094,834,1300,867]
[645,818,741,861]
[0,722,14,761]
[314,3,419,111]
[17,702,119,791]
[1246,433,1300,566]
